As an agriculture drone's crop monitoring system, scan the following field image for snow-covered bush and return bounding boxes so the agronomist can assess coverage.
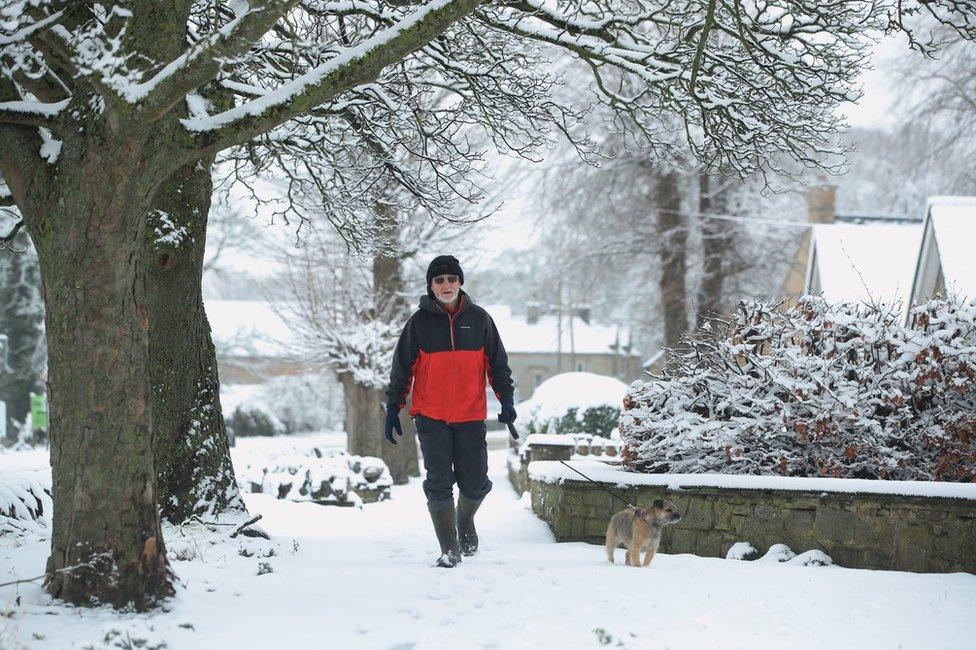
[260,374,342,433]
[520,372,627,437]
[226,403,286,438]
[221,374,343,436]
[620,297,976,482]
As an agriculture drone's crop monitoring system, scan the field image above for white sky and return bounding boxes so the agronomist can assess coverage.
[837,34,905,129]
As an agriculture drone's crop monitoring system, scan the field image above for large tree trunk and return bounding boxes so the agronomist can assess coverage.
[695,174,728,327]
[145,161,245,523]
[342,374,418,483]
[656,170,689,349]
[696,174,733,330]
[34,185,175,609]
[367,211,419,483]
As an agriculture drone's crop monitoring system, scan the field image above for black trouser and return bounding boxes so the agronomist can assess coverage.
[414,415,492,504]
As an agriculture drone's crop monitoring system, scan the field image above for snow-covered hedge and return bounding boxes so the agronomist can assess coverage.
[519,372,627,437]
[620,297,976,481]
[226,402,287,438]
[222,374,342,436]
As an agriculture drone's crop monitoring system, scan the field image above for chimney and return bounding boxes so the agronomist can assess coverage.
[806,181,837,224]
[572,305,591,324]
[526,302,540,325]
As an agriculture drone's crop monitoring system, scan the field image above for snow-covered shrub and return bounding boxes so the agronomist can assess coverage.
[520,372,627,437]
[226,403,286,438]
[236,447,392,505]
[221,375,343,436]
[620,297,976,482]
[0,475,51,537]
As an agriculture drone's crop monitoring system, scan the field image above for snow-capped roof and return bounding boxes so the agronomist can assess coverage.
[927,196,976,299]
[484,305,637,356]
[807,222,922,307]
[204,299,295,357]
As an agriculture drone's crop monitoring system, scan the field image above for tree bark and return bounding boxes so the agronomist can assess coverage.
[656,170,689,349]
[145,161,246,523]
[34,180,175,609]
[342,374,418,483]
[341,220,420,484]
[696,174,733,330]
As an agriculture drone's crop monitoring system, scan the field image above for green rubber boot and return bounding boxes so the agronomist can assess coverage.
[457,494,484,557]
[427,499,462,568]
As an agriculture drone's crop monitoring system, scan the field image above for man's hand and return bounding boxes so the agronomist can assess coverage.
[384,404,403,445]
[499,397,517,425]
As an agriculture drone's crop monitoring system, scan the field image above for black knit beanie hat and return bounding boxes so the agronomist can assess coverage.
[426,255,464,289]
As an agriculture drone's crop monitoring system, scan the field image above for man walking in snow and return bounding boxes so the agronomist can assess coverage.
[384,255,517,568]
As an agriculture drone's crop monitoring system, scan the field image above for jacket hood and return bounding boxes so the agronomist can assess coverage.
[419,289,474,316]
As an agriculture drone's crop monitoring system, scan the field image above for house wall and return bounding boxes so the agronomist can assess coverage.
[910,228,946,306]
[218,356,316,384]
[508,351,642,401]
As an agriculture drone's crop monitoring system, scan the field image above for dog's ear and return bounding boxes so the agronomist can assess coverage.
[653,499,664,509]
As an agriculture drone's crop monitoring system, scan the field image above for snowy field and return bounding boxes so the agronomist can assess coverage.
[2,438,975,649]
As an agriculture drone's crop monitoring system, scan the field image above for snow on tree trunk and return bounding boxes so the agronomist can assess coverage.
[35,188,174,609]
[145,161,245,523]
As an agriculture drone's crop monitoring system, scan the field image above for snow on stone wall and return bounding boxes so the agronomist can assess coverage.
[236,447,392,506]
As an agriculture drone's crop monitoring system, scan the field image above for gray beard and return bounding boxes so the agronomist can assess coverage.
[436,293,458,306]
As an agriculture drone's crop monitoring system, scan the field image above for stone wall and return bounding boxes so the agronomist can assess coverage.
[509,437,619,495]
[528,474,976,574]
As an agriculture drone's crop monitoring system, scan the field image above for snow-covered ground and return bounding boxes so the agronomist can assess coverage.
[2,440,975,649]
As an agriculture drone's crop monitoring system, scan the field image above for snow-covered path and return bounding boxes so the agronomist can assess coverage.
[3,447,976,649]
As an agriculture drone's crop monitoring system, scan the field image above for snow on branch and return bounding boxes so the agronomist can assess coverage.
[479,0,876,176]
[620,297,976,482]
[0,97,68,128]
[183,0,485,156]
[130,0,301,120]
[0,6,65,47]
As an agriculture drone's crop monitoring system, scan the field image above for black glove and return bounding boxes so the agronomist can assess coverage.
[499,397,517,425]
[384,404,403,445]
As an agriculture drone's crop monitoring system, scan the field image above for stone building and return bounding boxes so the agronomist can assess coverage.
[908,196,976,313]
[484,304,642,402]
[797,193,975,318]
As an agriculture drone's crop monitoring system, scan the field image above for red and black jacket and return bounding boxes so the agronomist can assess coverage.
[386,291,514,423]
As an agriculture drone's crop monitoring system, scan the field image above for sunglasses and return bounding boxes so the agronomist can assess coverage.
[433,275,460,285]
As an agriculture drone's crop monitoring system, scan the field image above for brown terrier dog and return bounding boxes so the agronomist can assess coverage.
[605,499,682,567]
